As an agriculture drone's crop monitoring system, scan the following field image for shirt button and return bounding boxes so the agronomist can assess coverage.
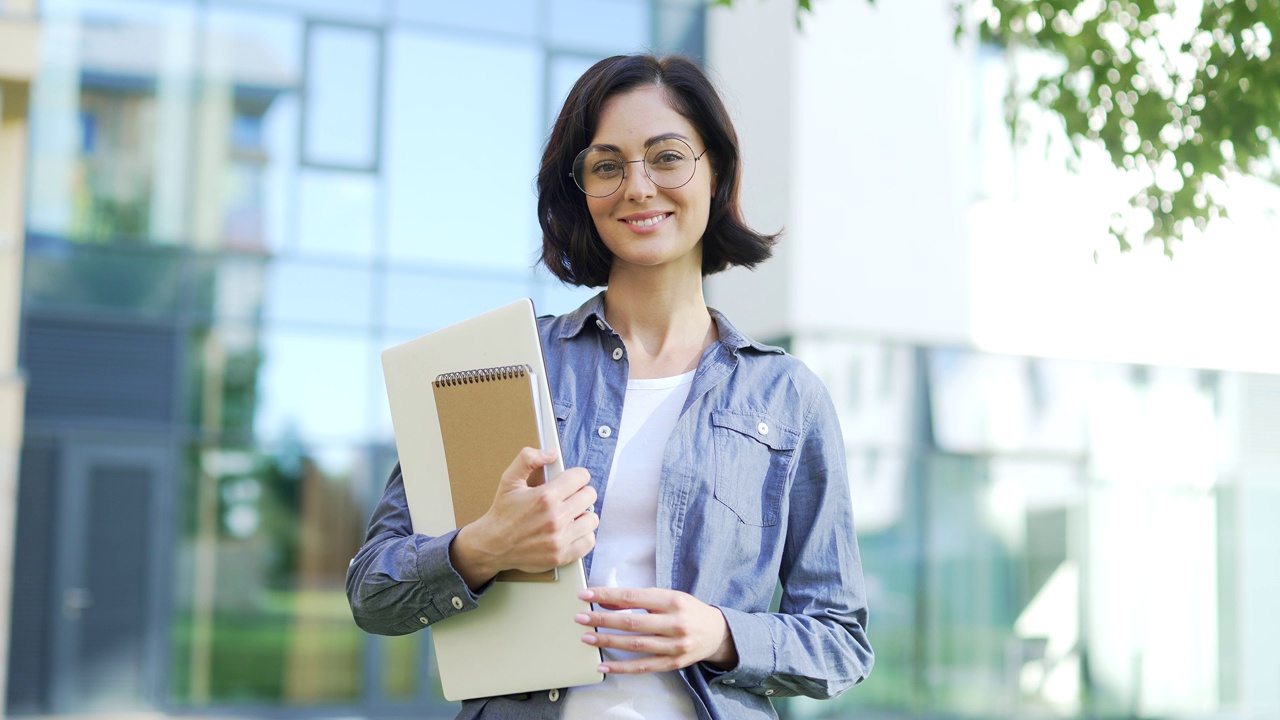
[723,678,735,685]
[418,616,428,624]
[765,689,775,696]
[595,319,606,330]
[548,689,560,702]
[597,425,612,438]
[611,347,624,360]
[757,422,769,435]
[451,596,464,610]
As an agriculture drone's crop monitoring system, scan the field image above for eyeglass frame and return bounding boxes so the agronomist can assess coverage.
[568,135,708,198]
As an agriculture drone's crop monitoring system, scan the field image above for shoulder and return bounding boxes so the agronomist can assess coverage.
[737,348,830,407]
[711,307,828,400]
[536,291,606,344]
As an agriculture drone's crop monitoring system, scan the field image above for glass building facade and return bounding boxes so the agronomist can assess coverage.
[8,0,704,715]
[8,1,1280,719]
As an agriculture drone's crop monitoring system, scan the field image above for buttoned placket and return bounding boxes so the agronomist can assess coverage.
[654,342,737,593]
[580,321,629,580]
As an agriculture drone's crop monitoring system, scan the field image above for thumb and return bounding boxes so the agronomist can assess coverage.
[500,447,557,489]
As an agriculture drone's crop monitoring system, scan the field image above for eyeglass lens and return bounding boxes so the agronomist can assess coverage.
[572,137,699,197]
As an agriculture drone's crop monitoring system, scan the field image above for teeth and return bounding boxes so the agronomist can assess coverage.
[625,214,667,227]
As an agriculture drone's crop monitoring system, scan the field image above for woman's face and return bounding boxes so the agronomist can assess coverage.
[585,85,713,279]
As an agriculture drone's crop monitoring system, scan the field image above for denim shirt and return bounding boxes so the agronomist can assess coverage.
[347,293,873,719]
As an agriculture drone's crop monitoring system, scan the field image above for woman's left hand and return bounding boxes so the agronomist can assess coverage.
[574,587,739,673]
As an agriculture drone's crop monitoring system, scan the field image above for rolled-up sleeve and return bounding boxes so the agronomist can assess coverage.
[701,388,874,698]
[345,464,485,635]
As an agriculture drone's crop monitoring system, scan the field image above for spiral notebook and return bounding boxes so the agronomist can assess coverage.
[380,299,602,701]
[432,364,554,583]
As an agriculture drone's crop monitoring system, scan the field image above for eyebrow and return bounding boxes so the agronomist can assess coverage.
[592,132,691,152]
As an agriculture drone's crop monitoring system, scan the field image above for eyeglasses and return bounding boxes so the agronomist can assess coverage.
[570,136,706,198]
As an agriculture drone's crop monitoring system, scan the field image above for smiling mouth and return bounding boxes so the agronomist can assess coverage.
[623,213,671,227]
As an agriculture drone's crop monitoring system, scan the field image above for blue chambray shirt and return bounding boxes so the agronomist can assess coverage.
[347,292,873,719]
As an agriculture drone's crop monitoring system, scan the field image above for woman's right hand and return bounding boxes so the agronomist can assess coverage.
[449,447,598,591]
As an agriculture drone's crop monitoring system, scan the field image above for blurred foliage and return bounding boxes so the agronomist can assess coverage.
[714,0,1280,256]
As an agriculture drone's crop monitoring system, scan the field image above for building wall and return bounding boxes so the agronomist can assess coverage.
[707,0,1280,375]
[706,0,974,346]
[705,1,1280,719]
[0,1,39,716]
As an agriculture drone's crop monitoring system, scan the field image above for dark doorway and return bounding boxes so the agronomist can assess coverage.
[51,442,170,713]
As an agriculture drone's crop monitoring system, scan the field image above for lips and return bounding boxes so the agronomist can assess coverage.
[621,212,672,228]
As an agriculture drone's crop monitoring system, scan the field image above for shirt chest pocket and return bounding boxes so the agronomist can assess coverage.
[552,400,573,457]
[711,410,798,527]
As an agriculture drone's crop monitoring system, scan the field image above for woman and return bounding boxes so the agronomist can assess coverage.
[347,54,873,719]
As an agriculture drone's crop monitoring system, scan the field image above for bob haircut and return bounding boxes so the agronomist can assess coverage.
[538,54,778,288]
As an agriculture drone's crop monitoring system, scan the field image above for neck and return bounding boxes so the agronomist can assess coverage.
[603,266,715,379]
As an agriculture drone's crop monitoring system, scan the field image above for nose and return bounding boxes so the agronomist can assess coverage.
[620,159,655,201]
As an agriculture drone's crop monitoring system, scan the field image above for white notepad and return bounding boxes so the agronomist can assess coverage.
[380,298,603,701]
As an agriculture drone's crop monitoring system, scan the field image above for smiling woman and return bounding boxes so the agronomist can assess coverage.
[347,54,874,720]
[538,55,776,289]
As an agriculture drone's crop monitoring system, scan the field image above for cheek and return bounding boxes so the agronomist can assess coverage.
[585,198,611,228]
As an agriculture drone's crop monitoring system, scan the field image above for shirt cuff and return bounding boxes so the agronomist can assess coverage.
[415,528,486,621]
[700,605,773,689]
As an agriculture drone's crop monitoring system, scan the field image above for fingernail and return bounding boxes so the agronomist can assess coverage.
[574,613,591,625]
[582,633,597,645]
[597,664,610,674]
[578,589,594,601]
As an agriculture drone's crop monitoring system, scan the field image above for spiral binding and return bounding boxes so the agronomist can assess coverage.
[433,364,530,387]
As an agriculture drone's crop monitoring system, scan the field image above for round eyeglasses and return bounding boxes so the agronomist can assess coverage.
[570,136,706,198]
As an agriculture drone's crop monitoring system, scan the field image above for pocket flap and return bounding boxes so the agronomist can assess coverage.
[711,409,798,451]
[553,400,572,422]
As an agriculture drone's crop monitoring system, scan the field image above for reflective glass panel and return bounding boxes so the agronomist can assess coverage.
[549,0,648,53]
[654,0,705,57]
[391,0,538,37]
[211,0,385,24]
[261,259,374,327]
[190,253,269,322]
[295,169,377,259]
[384,31,542,269]
[254,328,373,444]
[379,634,422,700]
[533,276,596,318]
[171,443,367,704]
[381,268,534,333]
[548,53,600,128]
[201,8,301,252]
[23,240,182,313]
[186,322,266,436]
[302,23,380,169]
[27,0,199,243]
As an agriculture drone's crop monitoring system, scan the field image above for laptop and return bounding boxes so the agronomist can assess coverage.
[380,298,603,701]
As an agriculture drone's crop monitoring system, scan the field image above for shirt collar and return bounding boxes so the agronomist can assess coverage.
[553,290,784,356]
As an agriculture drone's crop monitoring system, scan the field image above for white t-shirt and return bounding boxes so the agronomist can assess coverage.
[562,370,700,719]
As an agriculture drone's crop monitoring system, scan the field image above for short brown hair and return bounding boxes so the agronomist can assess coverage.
[537,54,778,288]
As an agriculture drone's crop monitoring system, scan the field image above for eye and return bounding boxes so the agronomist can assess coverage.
[651,150,685,167]
[591,160,622,177]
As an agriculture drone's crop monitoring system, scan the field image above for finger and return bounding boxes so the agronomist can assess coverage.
[581,629,679,656]
[559,485,598,522]
[559,511,598,555]
[578,609,669,637]
[568,506,600,536]
[561,530,596,564]
[579,586,677,612]
[543,466,593,502]
[500,447,557,489]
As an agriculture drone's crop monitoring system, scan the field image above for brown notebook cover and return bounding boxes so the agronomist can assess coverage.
[432,365,555,583]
